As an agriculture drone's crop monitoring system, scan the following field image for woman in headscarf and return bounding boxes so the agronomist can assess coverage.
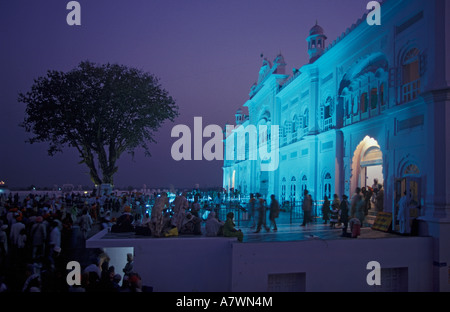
[223,212,244,242]
[150,192,169,238]
[171,192,189,232]
[205,211,224,237]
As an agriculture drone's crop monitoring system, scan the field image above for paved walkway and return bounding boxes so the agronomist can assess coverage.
[235,212,398,243]
[94,211,400,243]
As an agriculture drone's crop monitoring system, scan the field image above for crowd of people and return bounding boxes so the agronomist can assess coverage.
[0,181,392,292]
[0,191,155,292]
[318,180,385,238]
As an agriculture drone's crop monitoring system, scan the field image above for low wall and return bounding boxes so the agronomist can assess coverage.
[231,236,434,292]
[87,230,235,292]
[87,230,434,292]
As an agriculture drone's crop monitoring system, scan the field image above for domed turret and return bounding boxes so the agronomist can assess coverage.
[306,21,327,64]
[309,23,325,36]
[273,53,287,74]
[235,108,244,125]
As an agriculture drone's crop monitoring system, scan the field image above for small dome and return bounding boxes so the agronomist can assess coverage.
[236,108,243,114]
[309,23,324,36]
[274,53,286,65]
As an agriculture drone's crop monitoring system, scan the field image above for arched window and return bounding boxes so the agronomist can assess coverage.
[281,177,287,204]
[370,87,378,110]
[303,108,309,132]
[323,173,332,199]
[301,175,308,199]
[380,83,385,107]
[402,48,421,102]
[291,116,299,143]
[404,164,420,176]
[352,96,358,115]
[321,97,333,131]
[282,121,289,146]
[360,92,368,113]
[290,176,297,203]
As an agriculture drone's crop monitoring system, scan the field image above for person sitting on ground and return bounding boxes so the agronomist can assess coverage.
[205,211,224,237]
[223,212,244,242]
[179,212,202,235]
[349,216,361,238]
[111,206,134,233]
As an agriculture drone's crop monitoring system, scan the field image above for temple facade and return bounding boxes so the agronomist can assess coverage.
[223,0,450,290]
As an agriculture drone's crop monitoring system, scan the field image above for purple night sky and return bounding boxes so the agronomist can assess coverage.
[0,0,368,190]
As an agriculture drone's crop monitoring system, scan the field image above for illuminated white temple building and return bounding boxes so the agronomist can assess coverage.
[223,0,450,290]
[87,0,450,292]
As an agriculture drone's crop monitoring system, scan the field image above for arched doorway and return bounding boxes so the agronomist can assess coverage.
[351,136,384,195]
[393,161,422,233]
[361,146,383,189]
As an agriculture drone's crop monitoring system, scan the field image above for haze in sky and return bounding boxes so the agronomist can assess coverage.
[0,0,370,189]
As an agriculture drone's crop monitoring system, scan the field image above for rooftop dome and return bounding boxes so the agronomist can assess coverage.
[274,53,286,65]
[309,22,324,36]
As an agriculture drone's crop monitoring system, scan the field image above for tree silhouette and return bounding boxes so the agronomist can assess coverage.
[19,61,178,189]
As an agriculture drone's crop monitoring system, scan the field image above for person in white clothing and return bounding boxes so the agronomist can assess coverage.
[397,191,411,235]
[171,192,189,231]
[49,220,62,253]
[9,215,25,258]
[205,212,224,237]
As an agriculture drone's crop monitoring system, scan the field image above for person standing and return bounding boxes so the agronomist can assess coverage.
[48,220,62,259]
[30,216,47,260]
[213,192,222,218]
[339,194,350,237]
[254,193,269,233]
[375,184,384,212]
[364,187,373,215]
[172,192,189,232]
[247,193,257,228]
[122,253,134,277]
[397,191,411,235]
[329,201,339,228]
[150,192,169,238]
[301,190,312,226]
[9,214,25,260]
[350,187,362,218]
[268,194,280,232]
[0,222,8,270]
[191,195,201,218]
[322,195,331,225]
[79,208,93,240]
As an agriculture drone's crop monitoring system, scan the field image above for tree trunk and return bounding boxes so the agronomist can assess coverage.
[82,145,102,186]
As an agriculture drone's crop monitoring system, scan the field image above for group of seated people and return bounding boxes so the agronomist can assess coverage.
[109,192,244,242]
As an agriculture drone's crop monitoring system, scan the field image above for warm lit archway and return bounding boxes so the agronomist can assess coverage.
[351,136,384,195]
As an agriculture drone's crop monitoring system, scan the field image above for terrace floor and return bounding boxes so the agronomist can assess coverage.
[96,211,401,243]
